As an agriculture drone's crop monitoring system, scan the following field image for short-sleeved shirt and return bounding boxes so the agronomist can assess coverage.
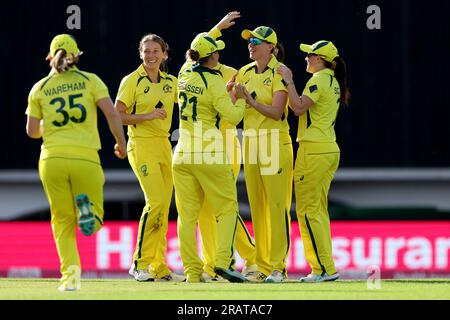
[26,66,109,152]
[116,64,177,138]
[177,64,246,151]
[236,55,289,136]
[298,68,340,142]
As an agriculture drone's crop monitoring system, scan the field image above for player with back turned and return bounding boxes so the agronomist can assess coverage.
[179,11,257,281]
[174,33,249,283]
[25,34,127,291]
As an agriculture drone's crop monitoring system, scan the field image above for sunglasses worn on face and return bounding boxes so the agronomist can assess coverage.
[248,37,264,46]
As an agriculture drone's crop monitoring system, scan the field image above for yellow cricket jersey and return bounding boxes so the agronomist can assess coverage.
[236,55,290,136]
[177,64,246,151]
[26,66,109,157]
[180,26,238,137]
[298,68,340,142]
[180,61,238,135]
[116,64,177,138]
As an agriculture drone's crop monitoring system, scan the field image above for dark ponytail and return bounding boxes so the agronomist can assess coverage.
[334,57,350,107]
[47,49,80,73]
[186,49,210,65]
[325,57,350,107]
[272,42,285,63]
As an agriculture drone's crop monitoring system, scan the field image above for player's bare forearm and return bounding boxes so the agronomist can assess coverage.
[248,99,284,120]
[287,85,314,117]
[26,116,43,139]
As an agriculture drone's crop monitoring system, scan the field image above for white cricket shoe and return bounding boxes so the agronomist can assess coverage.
[265,270,287,283]
[129,269,154,282]
[155,272,186,282]
[58,282,80,292]
[241,264,258,276]
[300,272,340,283]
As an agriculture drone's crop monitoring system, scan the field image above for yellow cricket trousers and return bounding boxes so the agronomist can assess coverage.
[173,150,239,282]
[243,132,293,276]
[38,147,104,283]
[198,135,256,276]
[128,137,173,277]
[295,141,340,276]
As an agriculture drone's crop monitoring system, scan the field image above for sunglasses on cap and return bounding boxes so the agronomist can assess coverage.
[248,37,264,46]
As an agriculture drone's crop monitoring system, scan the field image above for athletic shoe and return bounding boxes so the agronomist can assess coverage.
[155,272,186,282]
[58,282,80,292]
[129,269,154,282]
[245,271,267,283]
[200,272,229,283]
[214,267,247,283]
[300,272,340,283]
[128,265,135,277]
[76,194,95,236]
[241,264,258,276]
[265,270,287,283]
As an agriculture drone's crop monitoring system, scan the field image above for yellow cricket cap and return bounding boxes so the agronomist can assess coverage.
[241,26,277,45]
[190,33,225,58]
[299,40,339,62]
[49,34,81,57]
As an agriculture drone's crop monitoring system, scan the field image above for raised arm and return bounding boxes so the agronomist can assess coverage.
[209,11,241,37]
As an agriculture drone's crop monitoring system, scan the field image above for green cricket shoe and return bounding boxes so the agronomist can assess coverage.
[76,194,95,236]
[214,267,247,283]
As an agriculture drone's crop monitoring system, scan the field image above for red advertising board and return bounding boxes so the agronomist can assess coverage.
[0,221,449,278]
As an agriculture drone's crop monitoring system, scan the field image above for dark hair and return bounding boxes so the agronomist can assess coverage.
[139,34,170,72]
[47,49,80,73]
[186,49,210,65]
[325,57,350,107]
[272,42,285,62]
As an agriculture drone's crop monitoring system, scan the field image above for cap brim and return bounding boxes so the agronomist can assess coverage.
[241,29,264,41]
[299,43,313,54]
[216,40,225,51]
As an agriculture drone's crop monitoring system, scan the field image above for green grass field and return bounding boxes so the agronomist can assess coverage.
[0,278,449,300]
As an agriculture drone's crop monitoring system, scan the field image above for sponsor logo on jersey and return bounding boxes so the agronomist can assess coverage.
[163,84,173,93]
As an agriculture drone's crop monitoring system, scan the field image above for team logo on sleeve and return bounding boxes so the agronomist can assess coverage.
[163,84,173,93]
[140,164,149,177]
[309,85,318,93]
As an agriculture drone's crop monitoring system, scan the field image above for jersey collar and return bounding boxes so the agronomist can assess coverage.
[314,68,335,77]
[137,64,169,82]
[48,65,79,76]
[248,54,279,74]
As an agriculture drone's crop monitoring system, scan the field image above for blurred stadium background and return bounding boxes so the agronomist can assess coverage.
[0,0,449,279]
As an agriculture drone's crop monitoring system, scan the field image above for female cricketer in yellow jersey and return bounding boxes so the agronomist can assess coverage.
[233,26,293,283]
[25,34,127,291]
[115,34,184,282]
[277,40,350,282]
[174,33,249,283]
[179,12,257,281]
